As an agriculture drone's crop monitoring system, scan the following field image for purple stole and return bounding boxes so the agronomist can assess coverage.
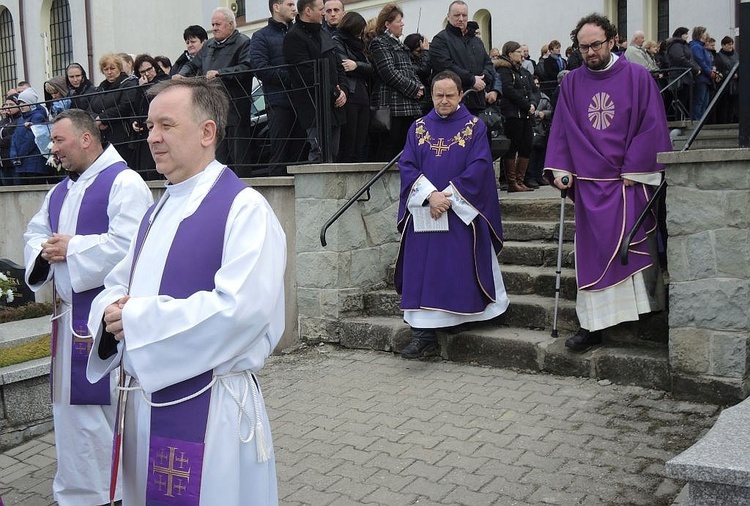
[132,169,246,506]
[48,162,127,405]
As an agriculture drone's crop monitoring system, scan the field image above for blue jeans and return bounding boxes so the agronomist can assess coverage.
[692,82,709,120]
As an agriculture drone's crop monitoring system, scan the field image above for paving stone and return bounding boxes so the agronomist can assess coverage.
[0,348,720,506]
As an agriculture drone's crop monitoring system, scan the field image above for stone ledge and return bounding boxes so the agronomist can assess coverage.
[666,397,750,504]
[658,147,750,164]
[0,316,50,350]
[0,358,50,386]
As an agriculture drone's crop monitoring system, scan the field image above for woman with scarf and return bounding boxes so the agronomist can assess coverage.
[64,63,96,112]
[333,11,375,162]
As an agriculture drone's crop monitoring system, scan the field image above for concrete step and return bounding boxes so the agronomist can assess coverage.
[0,317,50,350]
[500,196,574,222]
[363,289,668,345]
[502,264,577,301]
[673,136,739,150]
[503,220,575,242]
[330,315,670,391]
[499,240,575,269]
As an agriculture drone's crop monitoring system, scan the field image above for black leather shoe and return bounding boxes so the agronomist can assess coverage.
[524,179,540,189]
[401,338,439,359]
[564,328,602,352]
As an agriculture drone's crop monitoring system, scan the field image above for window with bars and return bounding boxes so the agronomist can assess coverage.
[617,0,628,40]
[50,0,73,77]
[0,8,16,95]
[657,0,669,41]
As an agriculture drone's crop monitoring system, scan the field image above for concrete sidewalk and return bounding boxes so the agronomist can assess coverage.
[0,345,720,505]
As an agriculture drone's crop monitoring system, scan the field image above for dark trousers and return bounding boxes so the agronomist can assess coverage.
[372,115,415,162]
[339,102,370,162]
[267,105,306,175]
[503,117,533,160]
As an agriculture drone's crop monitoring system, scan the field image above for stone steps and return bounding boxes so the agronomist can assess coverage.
[330,315,670,391]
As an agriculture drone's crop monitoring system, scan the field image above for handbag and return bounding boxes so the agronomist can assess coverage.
[369,106,391,133]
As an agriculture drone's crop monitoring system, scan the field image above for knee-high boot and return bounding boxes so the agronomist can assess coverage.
[505,159,531,192]
[516,157,534,191]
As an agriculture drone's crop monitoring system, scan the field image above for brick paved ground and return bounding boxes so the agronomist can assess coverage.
[0,345,720,505]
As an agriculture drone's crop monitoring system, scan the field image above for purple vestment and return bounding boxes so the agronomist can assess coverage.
[48,162,127,405]
[544,57,671,290]
[395,106,503,314]
[129,168,246,506]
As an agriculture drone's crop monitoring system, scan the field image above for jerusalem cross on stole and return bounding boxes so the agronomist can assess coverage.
[128,169,246,505]
[48,162,127,405]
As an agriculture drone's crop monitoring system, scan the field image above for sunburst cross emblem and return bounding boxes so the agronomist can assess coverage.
[588,92,615,130]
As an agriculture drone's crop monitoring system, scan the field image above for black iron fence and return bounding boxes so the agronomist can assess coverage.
[0,62,336,185]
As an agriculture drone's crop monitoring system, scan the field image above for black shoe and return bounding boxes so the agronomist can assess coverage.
[524,179,540,189]
[401,338,439,359]
[536,178,549,186]
[564,328,602,353]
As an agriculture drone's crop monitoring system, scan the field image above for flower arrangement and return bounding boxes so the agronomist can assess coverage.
[0,271,18,304]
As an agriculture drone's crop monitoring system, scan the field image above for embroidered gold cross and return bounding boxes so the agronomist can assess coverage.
[73,336,92,355]
[430,138,451,157]
[152,446,191,497]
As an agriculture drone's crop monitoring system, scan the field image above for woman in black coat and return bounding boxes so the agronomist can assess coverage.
[130,54,171,179]
[495,40,538,192]
[89,53,139,169]
[333,12,375,162]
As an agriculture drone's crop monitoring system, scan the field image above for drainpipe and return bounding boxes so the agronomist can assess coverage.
[741,0,750,147]
[18,0,28,80]
[85,0,93,76]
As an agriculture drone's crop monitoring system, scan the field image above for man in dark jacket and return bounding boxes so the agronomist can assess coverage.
[429,1,498,114]
[283,0,348,162]
[250,0,306,174]
[176,7,253,173]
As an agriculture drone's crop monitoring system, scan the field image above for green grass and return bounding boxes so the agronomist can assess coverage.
[0,335,51,368]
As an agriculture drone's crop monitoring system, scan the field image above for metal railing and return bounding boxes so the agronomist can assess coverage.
[319,151,402,247]
[0,62,332,185]
[619,61,740,266]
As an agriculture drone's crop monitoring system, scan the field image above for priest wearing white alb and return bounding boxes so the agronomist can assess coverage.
[86,79,285,505]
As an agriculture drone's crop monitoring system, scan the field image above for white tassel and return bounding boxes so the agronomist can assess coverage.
[255,420,271,463]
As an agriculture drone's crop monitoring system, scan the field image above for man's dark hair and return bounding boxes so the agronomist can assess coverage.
[154,55,172,69]
[297,0,317,14]
[431,70,462,93]
[147,78,229,146]
[570,13,618,44]
[53,108,102,144]
[721,36,734,46]
[337,11,366,38]
[183,25,208,42]
[268,0,283,14]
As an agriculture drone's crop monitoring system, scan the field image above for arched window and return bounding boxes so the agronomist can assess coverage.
[50,0,73,76]
[657,0,669,41]
[0,8,16,95]
[617,0,628,40]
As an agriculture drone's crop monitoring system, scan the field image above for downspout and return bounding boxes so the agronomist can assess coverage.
[18,0,28,80]
[85,0,93,75]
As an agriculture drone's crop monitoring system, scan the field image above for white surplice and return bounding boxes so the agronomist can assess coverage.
[23,144,153,506]
[87,163,285,506]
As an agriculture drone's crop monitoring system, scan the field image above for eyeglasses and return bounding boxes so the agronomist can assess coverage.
[579,40,608,53]
[140,66,155,75]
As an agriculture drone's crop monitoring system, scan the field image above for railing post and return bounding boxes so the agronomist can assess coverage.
[740,0,750,147]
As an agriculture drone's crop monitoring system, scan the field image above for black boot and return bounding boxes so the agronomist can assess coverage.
[564,328,602,352]
[401,329,439,359]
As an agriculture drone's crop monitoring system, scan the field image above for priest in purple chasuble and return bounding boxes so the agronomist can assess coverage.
[86,79,285,505]
[23,109,152,505]
[543,13,672,352]
[395,70,509,360]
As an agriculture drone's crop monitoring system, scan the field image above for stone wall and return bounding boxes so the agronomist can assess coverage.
[289,163,400,342]
[661,148,750,404]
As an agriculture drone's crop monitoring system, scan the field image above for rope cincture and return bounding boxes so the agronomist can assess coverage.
[117,370,271,463]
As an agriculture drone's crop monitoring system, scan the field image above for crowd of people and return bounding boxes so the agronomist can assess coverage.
[0,1,740,186]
